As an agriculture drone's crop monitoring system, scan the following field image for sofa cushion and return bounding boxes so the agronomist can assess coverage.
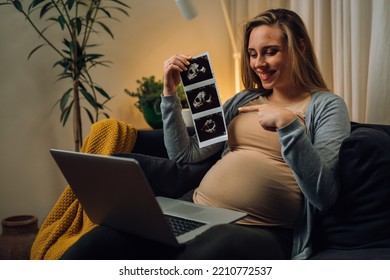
[314,124,390,251]
[310,248,390,260]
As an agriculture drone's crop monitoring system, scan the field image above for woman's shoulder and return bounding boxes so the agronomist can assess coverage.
[309,91,350,124]
[310,91,348,109]
[311,90,344,102]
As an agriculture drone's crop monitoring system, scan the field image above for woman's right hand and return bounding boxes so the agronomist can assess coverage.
[163,54,191,96]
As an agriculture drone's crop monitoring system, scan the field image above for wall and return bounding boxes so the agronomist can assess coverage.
[0,0,234,226]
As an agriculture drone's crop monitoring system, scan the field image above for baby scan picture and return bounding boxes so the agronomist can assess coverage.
[180,52,227,148]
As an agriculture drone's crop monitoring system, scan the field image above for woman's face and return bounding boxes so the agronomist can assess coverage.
[248,24,293,91]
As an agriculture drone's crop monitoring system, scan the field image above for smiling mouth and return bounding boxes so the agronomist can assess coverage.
[259,71,276,82]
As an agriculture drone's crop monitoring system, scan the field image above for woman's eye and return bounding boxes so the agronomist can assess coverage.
[265,49,278,56]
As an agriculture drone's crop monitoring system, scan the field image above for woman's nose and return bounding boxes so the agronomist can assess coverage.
[254,56,266,68]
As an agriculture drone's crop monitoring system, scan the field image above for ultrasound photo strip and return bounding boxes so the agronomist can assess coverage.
[180,52,228,148]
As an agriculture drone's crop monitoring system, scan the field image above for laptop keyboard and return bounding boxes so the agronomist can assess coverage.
[165,215,206,237]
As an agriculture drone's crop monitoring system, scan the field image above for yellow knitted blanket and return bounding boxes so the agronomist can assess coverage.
[30,118,137,260]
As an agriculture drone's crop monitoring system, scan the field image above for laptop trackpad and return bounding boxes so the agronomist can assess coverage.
[157,196,246,224]
[165,203,224,223]
[166,204,206,216]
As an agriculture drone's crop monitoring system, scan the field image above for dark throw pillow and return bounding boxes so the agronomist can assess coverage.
[113,152,219,199]
[315,125,390,250]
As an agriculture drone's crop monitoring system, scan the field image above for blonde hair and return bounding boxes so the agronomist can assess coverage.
[241,9,328,92]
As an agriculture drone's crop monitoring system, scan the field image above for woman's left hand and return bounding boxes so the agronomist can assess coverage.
[238,104,297,131]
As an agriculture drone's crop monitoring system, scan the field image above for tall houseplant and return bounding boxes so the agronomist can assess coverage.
[1,0,130,151]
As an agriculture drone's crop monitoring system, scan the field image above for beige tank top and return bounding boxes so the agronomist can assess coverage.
[193,95,311,228]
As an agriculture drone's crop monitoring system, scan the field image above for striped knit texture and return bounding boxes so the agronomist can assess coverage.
[30,118,137,259]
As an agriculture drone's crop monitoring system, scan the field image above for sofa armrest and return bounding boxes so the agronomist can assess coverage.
[312,122,390,257]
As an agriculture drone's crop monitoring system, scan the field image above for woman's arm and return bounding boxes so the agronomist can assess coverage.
[278,93,351,211]
[161,93,224,163]
[161,54,224,163]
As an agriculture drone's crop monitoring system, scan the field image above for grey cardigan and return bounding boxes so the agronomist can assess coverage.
[161,90,351,259]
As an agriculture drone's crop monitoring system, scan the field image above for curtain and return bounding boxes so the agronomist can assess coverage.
[226,0,390,124]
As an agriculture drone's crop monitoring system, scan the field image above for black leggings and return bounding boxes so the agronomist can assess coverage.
[60,224,292,260]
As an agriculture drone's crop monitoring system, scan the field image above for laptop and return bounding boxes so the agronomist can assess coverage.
[50,149,246,247]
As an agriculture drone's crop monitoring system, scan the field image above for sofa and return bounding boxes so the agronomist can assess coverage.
[130,122,390,259]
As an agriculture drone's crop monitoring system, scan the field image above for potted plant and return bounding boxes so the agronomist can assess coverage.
[125,76,188,129]
[0,0,131,151]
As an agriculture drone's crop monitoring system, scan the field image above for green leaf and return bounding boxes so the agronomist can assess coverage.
[83,107,95,124]
[62,38,71,50]
[12,0,23,12]
[60,100,74,126]
[39,2,53,19]
[29,0,45,11]
[86,8,93,21]
[94,86,111,99]
[27,44,45,60]
[83,53,104,63]
[110,0,131,9]
[60,88,73,111]
[53,58,72,73]
[58,15,66,30]
[77,1,87,8]
[110,7,130,17]
[57,73,72,81]
[39,2,54,19]
[99,7,112,18]
[95,102,104,110]
[47,15,68,31]
[80,87,98,108]
[97,22,114,39]
[74,17,82,35]
[66,0,75,10]
[101,112,110,119]
[85,43,99,49]
[101,96,114,106]
[40,25,50,35]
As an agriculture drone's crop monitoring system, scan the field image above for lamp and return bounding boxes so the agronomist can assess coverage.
[175,0,198,20]
[174,0,241,93]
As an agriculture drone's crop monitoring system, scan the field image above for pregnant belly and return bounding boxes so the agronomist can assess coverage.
[193,149,301,227]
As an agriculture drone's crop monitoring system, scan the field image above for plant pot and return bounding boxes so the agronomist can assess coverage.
[142,100,163,129]
[0,215,38,260]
